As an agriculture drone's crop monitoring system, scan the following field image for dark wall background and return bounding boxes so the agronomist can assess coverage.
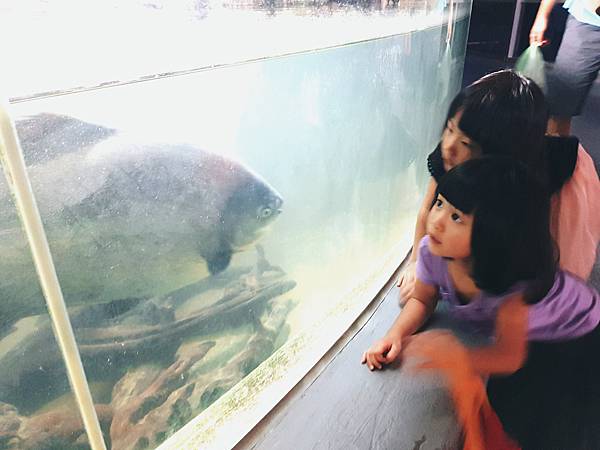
[466,0,569,62]
[462,0,600,193]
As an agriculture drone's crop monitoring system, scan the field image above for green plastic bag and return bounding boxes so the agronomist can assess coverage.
[514,44,546,89]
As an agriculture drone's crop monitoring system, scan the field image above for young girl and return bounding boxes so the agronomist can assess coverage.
[398,70,600,302]
[363,157,600,449]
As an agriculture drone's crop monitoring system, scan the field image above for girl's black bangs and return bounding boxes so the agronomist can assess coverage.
[458,95,504,151]
[437,169,478,214]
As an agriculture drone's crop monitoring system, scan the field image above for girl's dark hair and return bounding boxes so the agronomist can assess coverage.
[447,70,549,185]
[437,157,557,301]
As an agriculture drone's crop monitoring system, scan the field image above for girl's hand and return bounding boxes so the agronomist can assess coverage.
[361,336,402,370]
[397,261,416,305]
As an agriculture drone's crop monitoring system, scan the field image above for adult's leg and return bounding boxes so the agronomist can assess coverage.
[547,115,572,136]
[545,15,600,136]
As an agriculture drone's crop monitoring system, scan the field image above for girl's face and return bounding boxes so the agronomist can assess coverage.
[427,194,473,260]
[441,110,482,172]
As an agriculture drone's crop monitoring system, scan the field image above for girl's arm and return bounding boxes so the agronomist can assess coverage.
[410,178,438,263]
[467,295,529,376]
[362,279,438,370]
[398,178,438,301]
[388,279,439,339]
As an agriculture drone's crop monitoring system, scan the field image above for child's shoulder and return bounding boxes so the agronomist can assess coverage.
[427,143,445,182]
[551,140,600,278]
[416,236,446,286]
[552,270,599,297]
[534,270,599,309]
[528,270,600,340]
[417,235,433,258]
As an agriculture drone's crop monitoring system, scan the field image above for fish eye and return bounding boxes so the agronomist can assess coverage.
[435,198,443,208]
[259,207,273,218]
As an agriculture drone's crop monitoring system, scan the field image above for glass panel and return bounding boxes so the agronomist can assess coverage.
[0,154,98,448]
[3,0,471,448]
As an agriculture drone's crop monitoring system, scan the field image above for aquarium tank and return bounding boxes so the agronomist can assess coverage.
[0,0,471,448]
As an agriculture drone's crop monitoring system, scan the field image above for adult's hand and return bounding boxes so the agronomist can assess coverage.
[529,0,556,46]
[530,15,549,46]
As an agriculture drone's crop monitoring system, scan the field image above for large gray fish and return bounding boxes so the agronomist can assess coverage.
[0,114,283,330]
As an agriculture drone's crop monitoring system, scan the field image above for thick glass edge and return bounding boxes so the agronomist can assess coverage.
[9,7,465,104]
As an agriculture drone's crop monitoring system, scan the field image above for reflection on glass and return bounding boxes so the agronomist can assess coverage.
[1,1,470,448]
[3,0,454,100]
[0,164,93,448]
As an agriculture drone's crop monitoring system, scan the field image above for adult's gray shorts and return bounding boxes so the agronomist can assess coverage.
[545,14,600,117]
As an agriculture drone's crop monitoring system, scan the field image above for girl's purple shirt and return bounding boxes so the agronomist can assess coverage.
[415,236,600,341]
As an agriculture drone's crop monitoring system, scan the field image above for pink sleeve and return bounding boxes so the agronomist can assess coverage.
[550,145,600,280]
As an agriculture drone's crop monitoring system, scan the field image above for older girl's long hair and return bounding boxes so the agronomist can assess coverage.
[446,70,549,187]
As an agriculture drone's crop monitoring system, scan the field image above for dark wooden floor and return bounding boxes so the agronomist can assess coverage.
[238,53,599,450]
[243,284,476,450]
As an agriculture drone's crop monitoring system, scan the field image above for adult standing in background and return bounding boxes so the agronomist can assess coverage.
[530,0,600,136]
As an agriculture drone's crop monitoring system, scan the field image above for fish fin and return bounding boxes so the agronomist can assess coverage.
[205,248,233,275]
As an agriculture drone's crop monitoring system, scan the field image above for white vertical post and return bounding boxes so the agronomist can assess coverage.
[447,0,456,44]
[508,0,525,58]
[0,103,107,450]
